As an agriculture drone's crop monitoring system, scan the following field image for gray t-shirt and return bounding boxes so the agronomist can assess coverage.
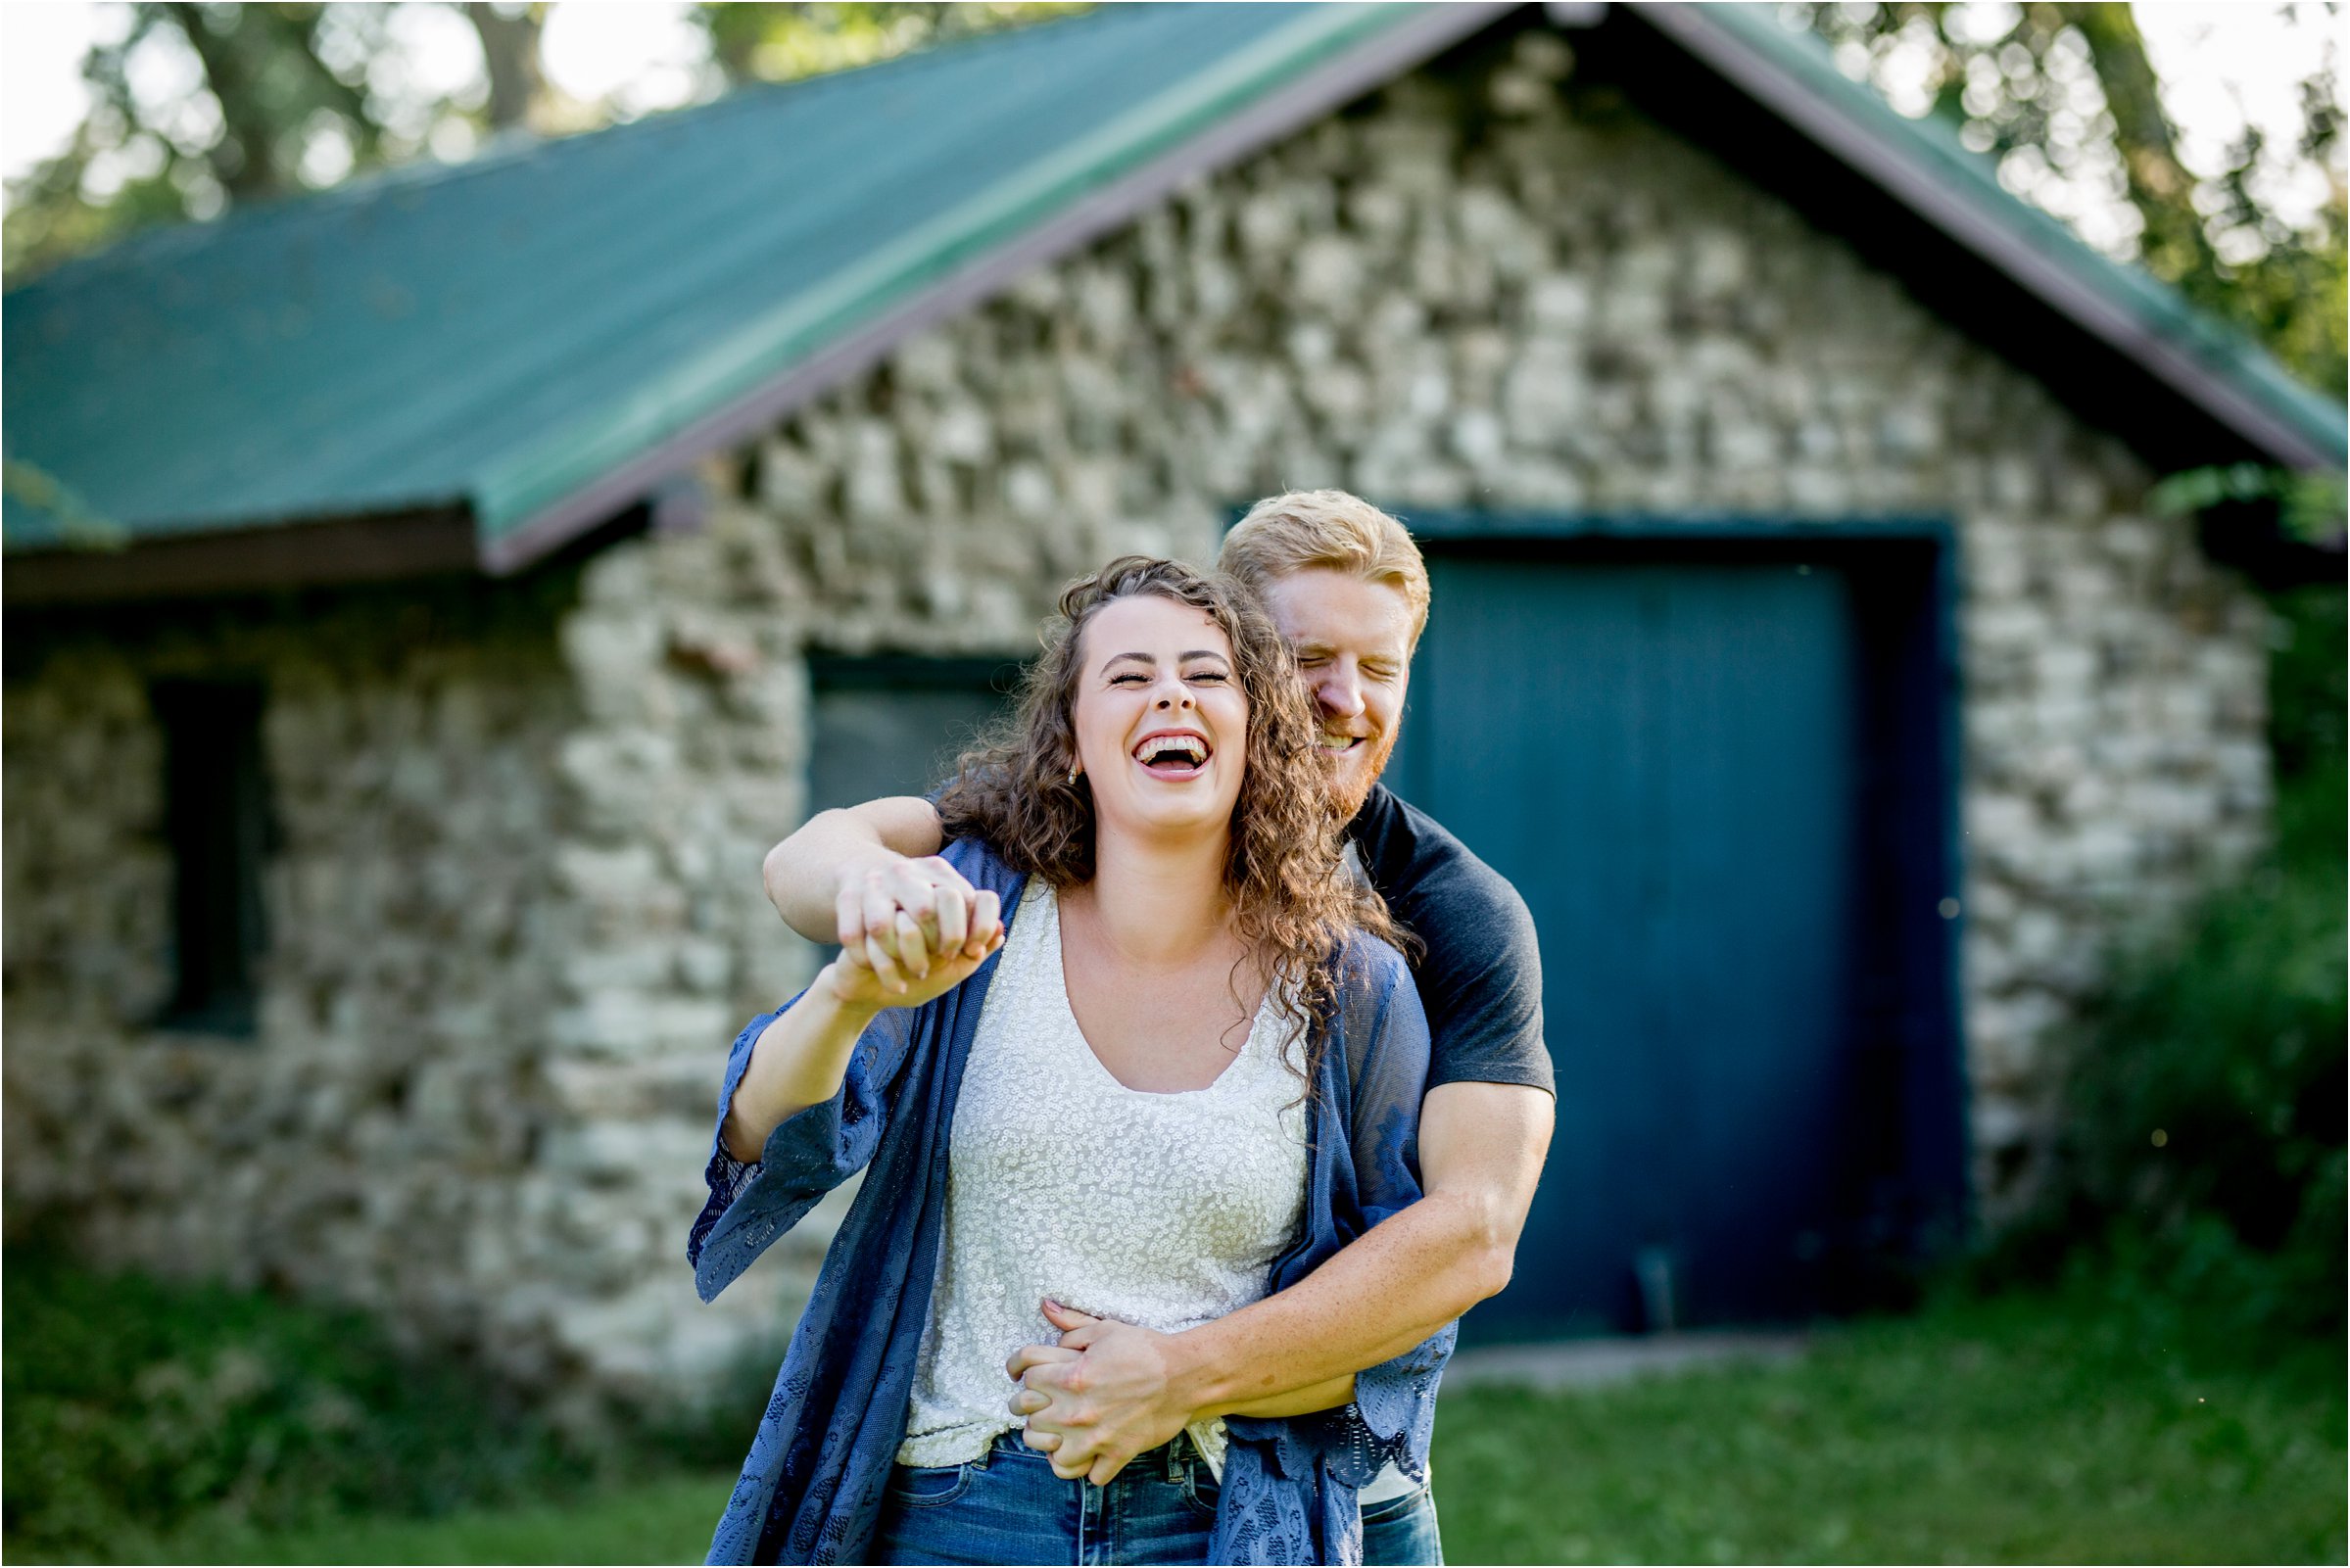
[1345,784,1553,1096]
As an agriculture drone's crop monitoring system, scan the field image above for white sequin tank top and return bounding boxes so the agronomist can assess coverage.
[896,882,1311,1474]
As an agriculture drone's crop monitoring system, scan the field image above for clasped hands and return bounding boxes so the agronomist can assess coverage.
[1003,1299,1196,1486]
[834,854,997,994]
[822,854,1003,1011]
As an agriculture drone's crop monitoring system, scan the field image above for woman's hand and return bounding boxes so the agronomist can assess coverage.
[824,887,1005,1010]
[832,850,988,994]
[721,891,1005,1162]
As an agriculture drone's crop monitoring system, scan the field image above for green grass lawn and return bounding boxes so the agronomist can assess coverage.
[73,1281,2338,1566]
[150,1472,738,1565]
[1434,1289,2345,1565]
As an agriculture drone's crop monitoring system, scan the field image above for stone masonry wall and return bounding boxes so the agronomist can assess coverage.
[1,578,794,1410]
[2,24,2272,1400]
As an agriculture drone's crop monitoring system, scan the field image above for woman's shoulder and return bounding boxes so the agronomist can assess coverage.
[937,834,1027,892]
[1325,927,1429,1090]
[1335,927,1415,997]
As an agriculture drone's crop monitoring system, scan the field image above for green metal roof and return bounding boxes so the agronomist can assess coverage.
[6,1,2340,574]
[3,3,1452,561]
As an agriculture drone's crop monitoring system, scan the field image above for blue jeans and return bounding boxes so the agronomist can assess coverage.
[1360,1480,1442,1566]
[871,1432,1217,1565]
[870,1433,1442,1566]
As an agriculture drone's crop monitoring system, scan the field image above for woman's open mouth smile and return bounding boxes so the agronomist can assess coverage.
[1131,728,1213,781]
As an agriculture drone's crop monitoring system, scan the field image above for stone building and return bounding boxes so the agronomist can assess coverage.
[6,4,2341,1399]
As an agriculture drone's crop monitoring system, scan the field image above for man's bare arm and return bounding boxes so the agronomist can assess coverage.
[1012,1081,1554,1482]
[1186,1081,1554,1397]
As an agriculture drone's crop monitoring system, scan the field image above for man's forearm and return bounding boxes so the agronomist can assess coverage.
[1221,1371,1356,1420]
[1172,1187,1510,1416]
[1172,1080,1553,1415]
[1010,1085,1550,1483]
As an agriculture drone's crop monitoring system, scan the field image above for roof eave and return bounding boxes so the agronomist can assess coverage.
[4,504,478,608]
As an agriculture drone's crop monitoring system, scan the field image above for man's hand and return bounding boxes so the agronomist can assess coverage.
[835,853,986,995]
[826,888,1002,1011]
[1005,1301,1193,1485]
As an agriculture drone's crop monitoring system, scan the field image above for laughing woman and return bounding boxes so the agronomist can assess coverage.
[688,557,1452,1566]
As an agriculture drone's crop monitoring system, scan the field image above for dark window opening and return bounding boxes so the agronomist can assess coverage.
[803,654,1022,964]
[805,654,1024,814]
[152,679,271,1035]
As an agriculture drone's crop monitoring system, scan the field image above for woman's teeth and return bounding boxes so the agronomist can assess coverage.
[1136,736,1209,769]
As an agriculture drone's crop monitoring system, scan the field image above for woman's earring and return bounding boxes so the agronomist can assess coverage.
[1067,766,1079,785]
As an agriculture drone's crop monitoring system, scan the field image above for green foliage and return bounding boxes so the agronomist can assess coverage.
[5,4,440,285]
[2267,585,2350,776]
[0,1249,601,1561]
[3,2,1081,288]
[0,1239,795,1561]
[2150,465,2349,546]
[2050,788,2346,1333]
[697,3,1085,86]
[0,459,125,549]
[66,1276,2345,1565]
[163,1473,740,1565]
[1803,2,2348,396]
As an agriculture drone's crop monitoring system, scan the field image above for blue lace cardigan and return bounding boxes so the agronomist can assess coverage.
[687,837,1455,1565]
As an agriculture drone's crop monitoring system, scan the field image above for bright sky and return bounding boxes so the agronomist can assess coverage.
[1,2,2342,215]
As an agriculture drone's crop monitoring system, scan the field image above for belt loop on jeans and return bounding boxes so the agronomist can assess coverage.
[1164,1435,1187,1484]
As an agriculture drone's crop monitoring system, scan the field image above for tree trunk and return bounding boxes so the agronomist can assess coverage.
[163,2,288,199]
[466,3,548,132]
[2051,1,2219,282]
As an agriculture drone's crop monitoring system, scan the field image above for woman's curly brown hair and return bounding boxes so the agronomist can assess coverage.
[937,556,1401,1080]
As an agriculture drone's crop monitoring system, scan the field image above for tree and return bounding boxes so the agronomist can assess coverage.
[1,2,1083,287]
[463,2,546,133]
[1799,1,2347,394]
[694,4,1081,89]
[3,2,558,286]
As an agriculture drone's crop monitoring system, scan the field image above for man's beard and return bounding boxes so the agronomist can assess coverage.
[1326,727,1399,823]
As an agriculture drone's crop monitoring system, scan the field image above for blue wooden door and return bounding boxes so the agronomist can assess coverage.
[1394,554,1870,1333]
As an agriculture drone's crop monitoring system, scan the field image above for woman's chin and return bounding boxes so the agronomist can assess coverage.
[1097,791,1236,842]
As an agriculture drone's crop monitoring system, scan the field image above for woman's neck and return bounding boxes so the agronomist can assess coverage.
[1071,822,1235,968]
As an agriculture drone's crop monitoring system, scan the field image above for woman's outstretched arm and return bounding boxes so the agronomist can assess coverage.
[722,895,1002,1162]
